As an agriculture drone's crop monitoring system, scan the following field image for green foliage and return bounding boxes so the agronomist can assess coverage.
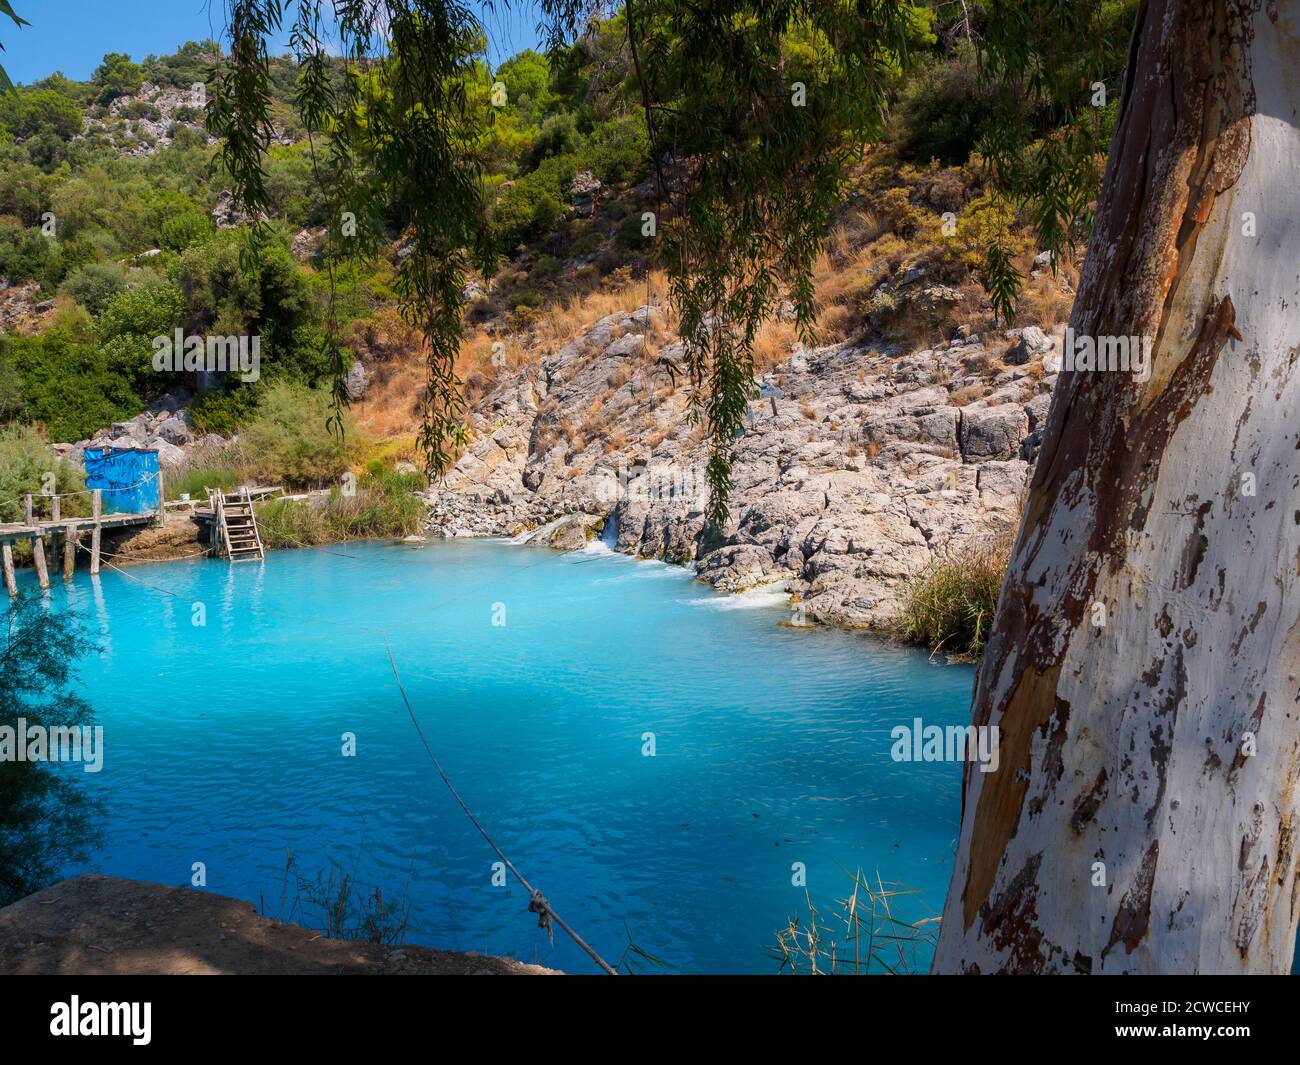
[520,112,579,171]
[144,40,220,89]
[895,534,1013,659]
[4,327,141,441]
[0,341,22,421]
[890,42,999,167]
[0,423,88,522]
[120,99,161,122]
[614,210,652,252]
[163,453,243,500]
[160,206,212,252]
[584,111,649,186]
[92,52,144,104]
[58,260,128,314]
[188,384,260,435]
[493,152,575,251]
[973,0,1138,308]
[238,380,361,488]
[0,87,83,140]
[256,467,426,547]
[496,50,555,127]
[0,220,62,287]
[98,277,184,338]
[0,588,102,906]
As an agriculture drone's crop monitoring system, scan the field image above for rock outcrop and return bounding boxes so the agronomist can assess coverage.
[54,394,232,471]
[428,307,1060,629]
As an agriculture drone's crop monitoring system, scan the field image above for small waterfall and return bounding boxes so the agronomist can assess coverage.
[599,509,619,550]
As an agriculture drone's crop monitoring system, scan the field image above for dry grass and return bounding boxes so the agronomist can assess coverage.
[769,869,939,975]
[947,383,985,406]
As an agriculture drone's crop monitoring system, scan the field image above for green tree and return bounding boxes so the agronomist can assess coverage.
[0,88,83,140]
[58,260,128,314]
[0,589,102,906]
[91,52,144,104]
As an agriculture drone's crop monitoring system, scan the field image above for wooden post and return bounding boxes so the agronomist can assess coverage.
[63,523,76,580]
[1,543,16,598]
[23,495,33,527]
[91,489,102,576]
[51,493,60,523]
[155,467,165,526]
[31,535,49,590]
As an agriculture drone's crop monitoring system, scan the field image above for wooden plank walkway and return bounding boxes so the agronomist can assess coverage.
[1,490,158,595]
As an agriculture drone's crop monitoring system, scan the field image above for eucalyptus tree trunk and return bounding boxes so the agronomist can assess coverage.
[932,0,1300,974]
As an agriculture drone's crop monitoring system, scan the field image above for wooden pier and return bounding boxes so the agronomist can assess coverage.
[0,490,157,595]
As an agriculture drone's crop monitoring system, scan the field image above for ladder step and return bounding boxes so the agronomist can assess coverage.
[215,491,265,563]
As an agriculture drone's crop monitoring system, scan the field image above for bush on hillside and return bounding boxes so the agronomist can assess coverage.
[3,328,142,442]
[238,381,363,488]
[0,424,89,523]
[888,43,1002,168]
[59,261,128,315]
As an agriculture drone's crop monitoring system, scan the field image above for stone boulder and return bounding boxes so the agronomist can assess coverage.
[156,414,192,445]
[1007,325,1055,365]
[346,359,368,400]
[959,404,1030,462]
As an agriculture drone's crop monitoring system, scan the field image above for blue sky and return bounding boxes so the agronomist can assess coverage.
[2,1,545,86]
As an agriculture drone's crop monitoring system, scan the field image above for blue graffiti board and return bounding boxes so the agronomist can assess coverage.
[83,447,160,515]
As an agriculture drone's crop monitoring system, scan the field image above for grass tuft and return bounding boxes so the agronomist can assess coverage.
[894,532,1013,660]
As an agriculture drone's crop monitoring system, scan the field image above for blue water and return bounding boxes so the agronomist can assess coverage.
[31,539,974,973]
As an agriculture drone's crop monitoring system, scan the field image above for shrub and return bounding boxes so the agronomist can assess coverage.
[160,208,211,252]
[120,100,162,122]
[3,330,142,442]
[894,533,1013,659]
[59,261,128,314]
[0,424,89,523]
[0,89,83,141]
[189,385,260,436]
[256,469,426,547]
[238,381,362,488]
[614,211,653,252]
[92,53,144,105]
[493,154,575,251]
[889,43,1001,168]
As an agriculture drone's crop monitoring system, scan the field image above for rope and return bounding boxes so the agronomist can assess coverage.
[72,541,186,597]
[40,534,625,973]
[382,637,620,975]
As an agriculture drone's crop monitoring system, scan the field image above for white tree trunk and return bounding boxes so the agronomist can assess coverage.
[933,0,1300,974]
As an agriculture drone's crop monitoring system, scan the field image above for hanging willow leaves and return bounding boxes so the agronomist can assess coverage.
[973,0,1134,318]
[210,0,494,473]
[207,1,1132,523]
[552,0,931,526]
[0,1,30,94]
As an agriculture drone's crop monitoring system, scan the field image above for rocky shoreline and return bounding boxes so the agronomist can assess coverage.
[426,307,1058,629]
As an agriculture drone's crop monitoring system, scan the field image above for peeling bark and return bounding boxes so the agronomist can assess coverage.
[933,0,1300,974]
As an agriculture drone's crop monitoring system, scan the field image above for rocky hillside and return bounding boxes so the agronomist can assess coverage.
[428,312,1059,628]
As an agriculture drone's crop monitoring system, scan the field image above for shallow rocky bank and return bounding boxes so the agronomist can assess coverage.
[427,308,1059,628]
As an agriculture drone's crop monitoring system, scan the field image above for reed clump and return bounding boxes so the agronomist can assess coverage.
[894,531,1013,660]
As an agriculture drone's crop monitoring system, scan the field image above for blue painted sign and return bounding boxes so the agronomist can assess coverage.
[83,447,161,515]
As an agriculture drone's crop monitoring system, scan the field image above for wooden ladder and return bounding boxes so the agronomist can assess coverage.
[215,488,265,562]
